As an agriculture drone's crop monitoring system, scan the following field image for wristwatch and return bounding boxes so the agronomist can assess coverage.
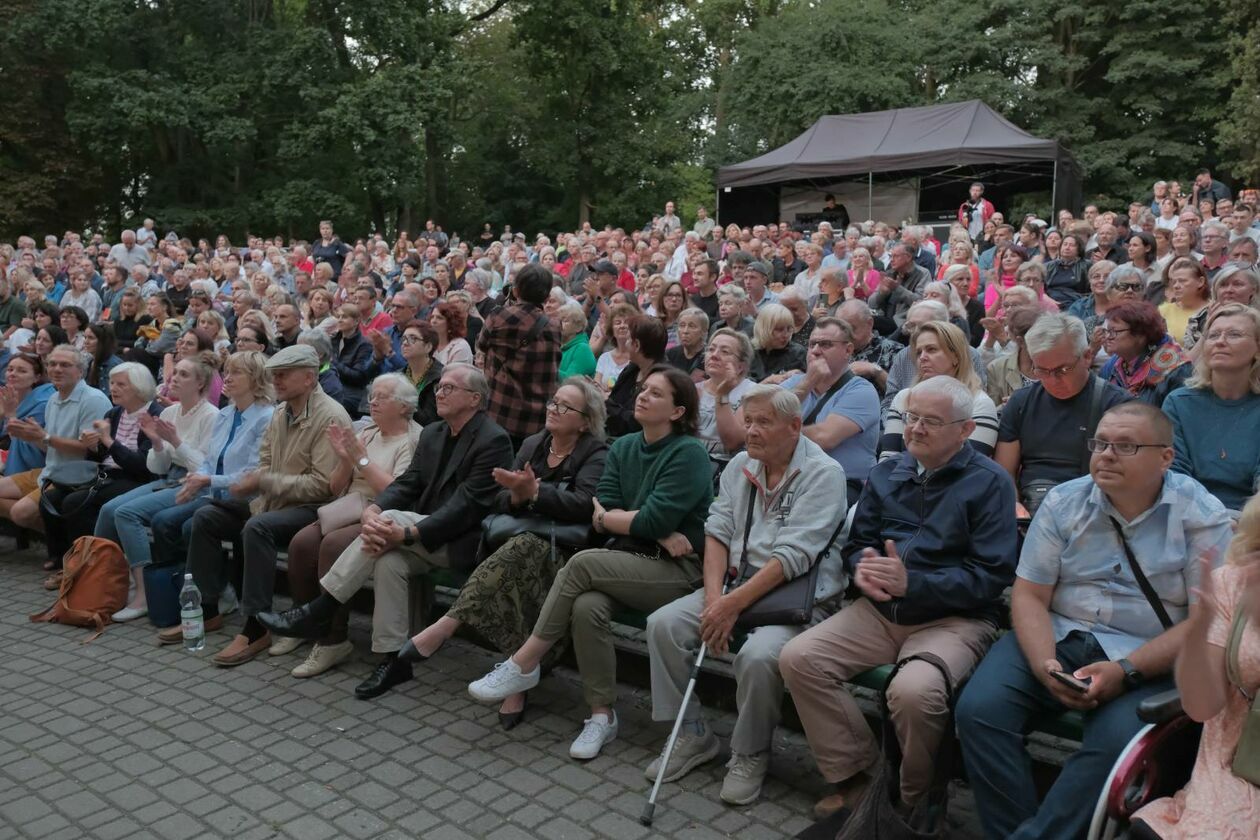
[41,431,51,446]
[1117,658,1144,691]
[402,526,416,546]
[355,456,370,471]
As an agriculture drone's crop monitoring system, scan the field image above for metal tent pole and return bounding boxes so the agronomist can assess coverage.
[868,173,873,221]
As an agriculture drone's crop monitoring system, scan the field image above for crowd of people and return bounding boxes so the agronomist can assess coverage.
[1,174,1258,838]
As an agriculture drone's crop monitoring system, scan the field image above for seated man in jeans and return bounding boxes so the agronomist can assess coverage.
[956,402,1234,840]
[644,384,847,805]
[779,376,1018,818]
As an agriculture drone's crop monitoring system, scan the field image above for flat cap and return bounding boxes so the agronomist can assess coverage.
[265,345,320,370]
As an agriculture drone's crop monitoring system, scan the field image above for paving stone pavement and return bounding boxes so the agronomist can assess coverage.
[0,547,983,839]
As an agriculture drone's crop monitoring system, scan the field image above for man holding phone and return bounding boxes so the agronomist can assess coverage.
[956,402,1234,840]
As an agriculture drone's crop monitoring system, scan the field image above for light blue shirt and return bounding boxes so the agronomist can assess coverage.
[1017,472,1234,659]
[782,371,880,482]
[41,379,112,481]
[194,402,275,496]
[821,254,851,272]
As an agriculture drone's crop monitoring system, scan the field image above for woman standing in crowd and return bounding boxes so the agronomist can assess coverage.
[1129,495,1260,839]
[654,280,688,350]
[430,301,473,367]
[752,304,806,380]
[311,220,351,276]
[594,303,637,391]
[984,307,1040,408]
[1212,264,1259,308]
[83,323,122,393]
[1163,303,1260,512]
[398,379,608,726]
[95,357,219,621]
[59,306,89,350]
[695,328,755,460]
[0,355,53,529]
[557,303,597,380]
[605,315,668,438]
[467,367,712,761]
[398,320,442,426]
[281,373,421,675]
[1160,257,1212,350]
[1097,300,1192,406]
[881,321,998,458]
[331,304,373,415]
[41,363,163,580]
[664,308,708,380]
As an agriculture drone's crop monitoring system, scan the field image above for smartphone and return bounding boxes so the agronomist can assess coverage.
[1050,669,1091,694]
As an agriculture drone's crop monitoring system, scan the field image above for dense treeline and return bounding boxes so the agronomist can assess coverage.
[0,0,1251,240]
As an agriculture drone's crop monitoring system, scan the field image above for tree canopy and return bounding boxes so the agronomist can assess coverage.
[0,0,1244,240]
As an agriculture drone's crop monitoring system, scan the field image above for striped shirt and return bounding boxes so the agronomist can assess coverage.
[880,387,999,460]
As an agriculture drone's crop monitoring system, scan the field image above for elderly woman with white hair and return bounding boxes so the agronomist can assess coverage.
[278,372,423,676]
[922,279,973,342]
[40,361,165,575]
[557,302,597,379]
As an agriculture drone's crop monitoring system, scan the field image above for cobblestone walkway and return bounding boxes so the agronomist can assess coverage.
[0,548,981,838]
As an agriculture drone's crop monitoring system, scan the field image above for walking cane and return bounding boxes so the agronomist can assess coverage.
[641,566,739,827]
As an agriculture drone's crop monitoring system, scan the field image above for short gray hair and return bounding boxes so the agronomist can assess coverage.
[444,363,489,405]
[1213,263,1260,299]
[1025,313,1089,357]
[717,284,747,302]
[1201,219,1230,239]
[1105,264,1144,293]
[557,302,588,332]
[372,372,419,412]
[110,361,158,401]
[297,329,333,365]
[908,375,973,421]
[742,383,802,419]
[906,299,949,324]
[677,306,710,334]
[1015,261,1047,285]
[558,376,608,442]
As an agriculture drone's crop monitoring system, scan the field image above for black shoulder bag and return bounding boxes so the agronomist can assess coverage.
[803,369,854,427]
[1108,517,1174,630]
[735,482,849,629]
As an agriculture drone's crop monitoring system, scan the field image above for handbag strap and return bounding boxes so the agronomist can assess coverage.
[803,369,854,427]
[1108,517,1174,630]
[733,479,848,585]
[1226,606,1254,701]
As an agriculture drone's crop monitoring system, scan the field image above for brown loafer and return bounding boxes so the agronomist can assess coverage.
[157,614,224,645]
[211,632,271,667]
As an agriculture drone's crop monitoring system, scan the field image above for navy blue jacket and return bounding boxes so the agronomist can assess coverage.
[843,445,1017,626]
[331,330,373,414]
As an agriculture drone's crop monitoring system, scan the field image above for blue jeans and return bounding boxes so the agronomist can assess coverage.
[94,480,213,569]
[955,631,1171,840]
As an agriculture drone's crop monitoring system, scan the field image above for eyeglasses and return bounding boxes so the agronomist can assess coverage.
[1031,357,1082,379]
[435,383,475,395]
[400,335,426,345]
[903,412,968,430]
[1205,329,1251,343]
[1112,282,1143,292]
[1101,327,1131,338]
[807,338,845,351]
[1087,438,1167,456]
[546,399,587,417]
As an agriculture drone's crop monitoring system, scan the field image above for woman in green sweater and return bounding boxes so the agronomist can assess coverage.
[468,365,713,760]
[557,303,597,380]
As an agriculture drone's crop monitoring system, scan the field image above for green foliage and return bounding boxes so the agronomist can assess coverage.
[0,0,1239,239]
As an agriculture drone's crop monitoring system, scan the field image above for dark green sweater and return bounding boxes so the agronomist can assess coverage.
[597,432,712,554]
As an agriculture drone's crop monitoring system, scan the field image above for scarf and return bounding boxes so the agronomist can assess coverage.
[1111,335,1187,395]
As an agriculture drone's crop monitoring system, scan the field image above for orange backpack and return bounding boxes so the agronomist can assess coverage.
[30,537,129,640]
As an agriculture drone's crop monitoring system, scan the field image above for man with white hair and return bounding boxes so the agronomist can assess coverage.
[780,375,1018,818]
[1197,219,1231,279]
[665,230,701,282]
[994,313,1130,514]
[901,226,937,277]
[135,218,157,249]
[644,385,847,804]
[109,229,150,270]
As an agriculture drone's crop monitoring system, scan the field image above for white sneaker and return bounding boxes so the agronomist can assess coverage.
[644,722,721,782]
[291,641,353,678]
[569,712,618,760]
[720,751,770,805]
[111,605,148,622]
[468,659,540,703]
[219,585,239,616]
[268,635,303,656]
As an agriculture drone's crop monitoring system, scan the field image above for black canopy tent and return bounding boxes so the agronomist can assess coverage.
[715,100,1082,228]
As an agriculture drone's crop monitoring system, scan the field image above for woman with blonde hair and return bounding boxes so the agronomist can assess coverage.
[880,321,999,459]
[752,303,806,380]
[1129,492,1260,839]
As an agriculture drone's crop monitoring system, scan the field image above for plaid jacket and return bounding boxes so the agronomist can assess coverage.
[477,300,561,439]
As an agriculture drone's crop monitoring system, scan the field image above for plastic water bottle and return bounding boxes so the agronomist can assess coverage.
[179,574,205,651]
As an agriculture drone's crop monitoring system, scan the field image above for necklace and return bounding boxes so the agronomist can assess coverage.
[548,441,574,461]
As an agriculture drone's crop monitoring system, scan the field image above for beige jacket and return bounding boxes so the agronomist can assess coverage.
[254,386,353,513]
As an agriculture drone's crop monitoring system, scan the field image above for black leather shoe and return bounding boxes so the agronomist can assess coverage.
[498,694,529,731]
[257,595,337,639]
[355,655,413,699]
[396,638,430,666]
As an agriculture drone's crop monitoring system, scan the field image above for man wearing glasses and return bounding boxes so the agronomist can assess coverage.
[780,376,1017,819]
[260,363,513,698]
[957,402,1233,840]
[994,313,1130,514]
[781,317,880,503]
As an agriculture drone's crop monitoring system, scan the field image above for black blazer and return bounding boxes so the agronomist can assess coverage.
[87,401,164,481]
[375,410,514,569]
[493,431,609,523]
